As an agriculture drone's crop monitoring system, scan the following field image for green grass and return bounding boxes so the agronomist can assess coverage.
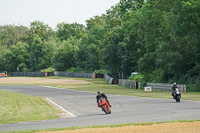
[0,90,61,124]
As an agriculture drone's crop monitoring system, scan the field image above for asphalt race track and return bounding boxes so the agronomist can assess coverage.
[0,85,200,132]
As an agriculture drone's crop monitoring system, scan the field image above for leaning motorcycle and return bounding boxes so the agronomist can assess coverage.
[174,88,181,102]
[98,97,111,114]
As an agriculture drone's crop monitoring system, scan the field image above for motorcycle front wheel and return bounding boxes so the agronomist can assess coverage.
[108,110,111,114]
[103,106,108,114]
[178,96,181,102]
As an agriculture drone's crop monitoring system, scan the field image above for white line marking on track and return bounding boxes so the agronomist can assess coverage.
[45,98,77,118]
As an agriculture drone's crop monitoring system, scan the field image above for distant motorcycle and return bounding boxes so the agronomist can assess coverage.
[174,88,181,102]
[98,97,111,114]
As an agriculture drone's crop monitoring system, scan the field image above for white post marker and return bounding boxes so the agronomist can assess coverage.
[144,87,152,91]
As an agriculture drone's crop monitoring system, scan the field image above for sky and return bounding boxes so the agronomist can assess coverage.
[0,0,120,29]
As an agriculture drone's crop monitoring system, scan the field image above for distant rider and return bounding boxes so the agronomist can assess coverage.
[171,83,178,98]
[96,90,112,107]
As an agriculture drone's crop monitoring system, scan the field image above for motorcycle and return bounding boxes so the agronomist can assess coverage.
[174,88,181,102]
[98,97,111,114]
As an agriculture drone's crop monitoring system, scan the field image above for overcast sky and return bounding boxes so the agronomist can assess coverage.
[0,0,120,29]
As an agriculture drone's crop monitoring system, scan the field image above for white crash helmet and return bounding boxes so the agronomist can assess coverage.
[97,90,102,95]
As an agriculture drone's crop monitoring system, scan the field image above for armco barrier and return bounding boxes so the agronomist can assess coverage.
[10,72,47,77]
[118,79,139,89]
[104,73,118,84]
[54,71,95,78]
[147,82,186,92]
[105,74,112,84]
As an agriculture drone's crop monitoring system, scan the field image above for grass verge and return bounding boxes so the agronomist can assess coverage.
[1,119,200,133]
[0,90,61,124]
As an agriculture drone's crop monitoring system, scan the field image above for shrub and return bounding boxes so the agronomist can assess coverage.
[94,69,107,74]
[40,67,55,72]
[66,67,84,73]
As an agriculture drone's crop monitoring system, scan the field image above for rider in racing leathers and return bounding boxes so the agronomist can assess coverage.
[171,82,178,98]
[96,90,112,107]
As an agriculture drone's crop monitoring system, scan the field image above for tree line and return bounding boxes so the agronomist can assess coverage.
[0,0,199,91]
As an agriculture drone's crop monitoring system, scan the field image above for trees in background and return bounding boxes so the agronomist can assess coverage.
[52,37,79,71]
[0,0,199,91]
[0,21,56,72]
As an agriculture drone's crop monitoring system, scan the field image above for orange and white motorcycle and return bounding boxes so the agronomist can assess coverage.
[98,97,111,114]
